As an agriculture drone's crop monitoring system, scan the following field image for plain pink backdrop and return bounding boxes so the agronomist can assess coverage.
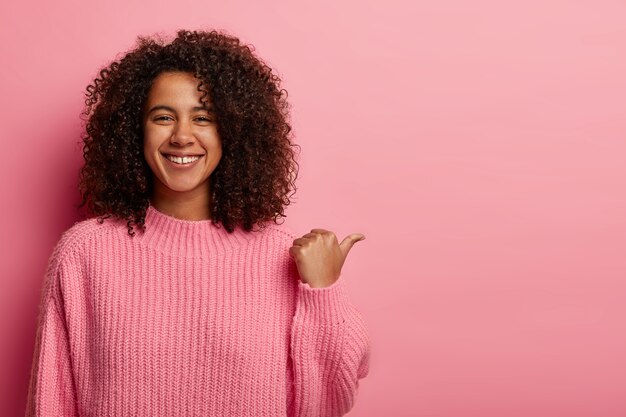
[2,1,625,416]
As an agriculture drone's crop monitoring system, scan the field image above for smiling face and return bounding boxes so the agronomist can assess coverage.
[142,71,222,211]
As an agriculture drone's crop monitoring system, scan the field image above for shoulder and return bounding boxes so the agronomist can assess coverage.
[249,221,300,253]
[49,215,126,266]
[251,222,300,279]
[41,215,125,293]
[259,221,299,242]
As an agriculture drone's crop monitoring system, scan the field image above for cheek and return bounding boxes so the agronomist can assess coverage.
[143,150,157,175]
[142,135,160,172]
[142,128,160,153]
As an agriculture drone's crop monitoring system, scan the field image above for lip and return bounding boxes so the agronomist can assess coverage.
[161,152,205,157]
[161,153,204,169]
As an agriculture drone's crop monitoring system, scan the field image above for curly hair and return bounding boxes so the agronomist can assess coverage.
[78,29,300,236]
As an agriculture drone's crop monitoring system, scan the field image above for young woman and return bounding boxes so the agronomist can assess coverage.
[25,29,370,417]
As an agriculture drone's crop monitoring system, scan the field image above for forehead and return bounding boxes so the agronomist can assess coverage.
[146,71,205,102]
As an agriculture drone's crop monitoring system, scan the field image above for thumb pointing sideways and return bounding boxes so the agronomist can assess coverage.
[339,233,366,259]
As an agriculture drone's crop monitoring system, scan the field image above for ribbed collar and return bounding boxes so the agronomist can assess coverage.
[137,203,254,258]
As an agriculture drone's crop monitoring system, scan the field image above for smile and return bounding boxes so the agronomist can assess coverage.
[164,154,203,165]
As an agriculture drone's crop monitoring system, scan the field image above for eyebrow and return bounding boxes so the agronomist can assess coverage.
[147,104,213,114]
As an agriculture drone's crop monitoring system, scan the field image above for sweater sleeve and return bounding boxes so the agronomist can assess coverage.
[25,247,79,417]
[289,271,371,417]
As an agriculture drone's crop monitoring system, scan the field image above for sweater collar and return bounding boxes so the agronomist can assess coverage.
[138,203,252,258]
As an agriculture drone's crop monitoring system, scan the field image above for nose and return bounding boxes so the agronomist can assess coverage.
[170,119,195,146]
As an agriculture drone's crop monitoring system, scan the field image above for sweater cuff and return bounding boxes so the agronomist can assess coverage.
[296,275,351,325]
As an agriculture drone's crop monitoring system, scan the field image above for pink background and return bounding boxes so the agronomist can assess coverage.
[2,1,625,416]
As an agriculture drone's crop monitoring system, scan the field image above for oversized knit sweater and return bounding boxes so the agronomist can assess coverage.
[25,203,370,417]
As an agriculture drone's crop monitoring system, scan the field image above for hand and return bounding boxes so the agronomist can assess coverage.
[289,228,365,288]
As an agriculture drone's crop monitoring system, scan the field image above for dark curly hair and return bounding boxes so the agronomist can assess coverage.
[78,29,300,236]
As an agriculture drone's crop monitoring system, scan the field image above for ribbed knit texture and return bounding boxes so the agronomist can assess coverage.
[25,203,370,417]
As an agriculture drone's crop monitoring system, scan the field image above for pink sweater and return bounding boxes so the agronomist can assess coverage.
[25,204,370,417]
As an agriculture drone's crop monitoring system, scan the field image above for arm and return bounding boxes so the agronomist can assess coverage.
[25,252,79,417]
[290,273,371,417]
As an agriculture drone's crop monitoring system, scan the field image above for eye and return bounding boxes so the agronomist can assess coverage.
[154,115,173,121]
[196,116,213,122]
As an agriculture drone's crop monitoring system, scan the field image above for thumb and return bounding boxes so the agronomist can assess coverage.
[339,233,366,258]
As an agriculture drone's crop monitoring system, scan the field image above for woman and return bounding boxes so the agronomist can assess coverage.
[25,29,370,417]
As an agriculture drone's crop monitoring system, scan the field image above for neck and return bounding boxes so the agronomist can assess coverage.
[150,185,212,221]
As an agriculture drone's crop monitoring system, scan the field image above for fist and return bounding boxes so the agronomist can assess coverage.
[289,228,365,288]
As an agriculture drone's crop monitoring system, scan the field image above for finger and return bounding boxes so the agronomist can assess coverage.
[339,233,366,257]
[288,245,300,258]
[310,228,331,235]
[291,237,310,246]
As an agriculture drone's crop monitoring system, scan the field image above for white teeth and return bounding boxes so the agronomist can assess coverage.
[165,155,201,164]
